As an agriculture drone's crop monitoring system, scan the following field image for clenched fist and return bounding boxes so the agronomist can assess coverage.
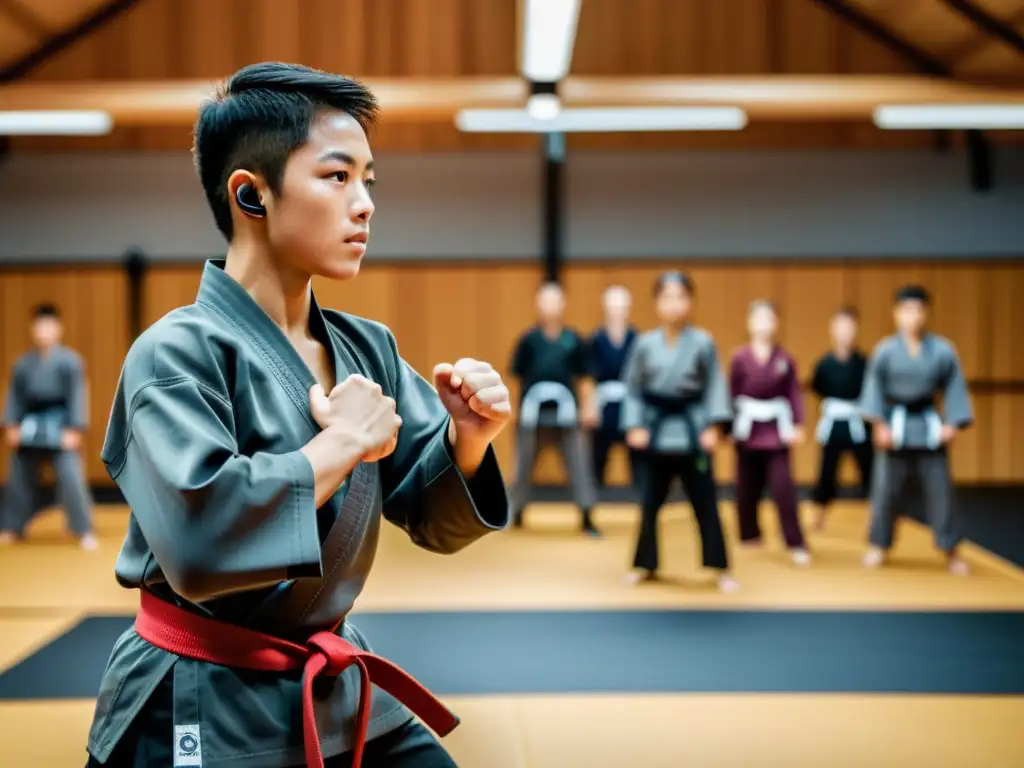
[433,358,511,477]
[309,374,402,462]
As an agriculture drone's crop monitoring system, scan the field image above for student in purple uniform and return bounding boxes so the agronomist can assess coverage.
[729,301,811,567]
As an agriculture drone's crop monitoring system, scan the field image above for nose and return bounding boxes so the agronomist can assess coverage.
[351,183,374,222]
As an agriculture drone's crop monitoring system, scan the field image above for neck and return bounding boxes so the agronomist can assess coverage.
[540,320,562,335]
[225,241,313,335]
[833,344,852,360]
[662,320,686,337]
[605,319,628,337]
[752,338,773,351]
[901,329,923,344]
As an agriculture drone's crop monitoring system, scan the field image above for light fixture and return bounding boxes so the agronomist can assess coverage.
[527,94,561,121]
[0,110,114,136]
[521,0,582,82]
[873,104,1024,130]
[456,106,748,133]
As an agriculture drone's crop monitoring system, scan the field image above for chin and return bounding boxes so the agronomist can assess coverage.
[316,254,363,281]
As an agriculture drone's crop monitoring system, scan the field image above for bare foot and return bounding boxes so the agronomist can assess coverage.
[947,556,970,576]
[0,531,15,546]
[862,547,886,569]
[812,505,828,532]
[623,569,657,586]
[79,534,99,552]
[740,538,763,549]
[717,574,740,593]
[791,549,812,568]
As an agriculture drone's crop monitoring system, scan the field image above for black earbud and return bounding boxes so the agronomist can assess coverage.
[235,183,266,217]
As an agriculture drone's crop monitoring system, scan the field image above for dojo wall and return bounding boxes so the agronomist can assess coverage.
[2,259,1022,489]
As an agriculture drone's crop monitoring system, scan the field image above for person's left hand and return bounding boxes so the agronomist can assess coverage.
[60,428,82,452]
[434,359,511,475]
[940,424,958,445]
[785,426,806,446]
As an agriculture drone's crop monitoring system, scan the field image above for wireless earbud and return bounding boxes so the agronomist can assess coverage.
[235,183,266,217]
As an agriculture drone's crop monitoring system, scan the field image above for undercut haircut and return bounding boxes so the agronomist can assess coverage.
[894,284,931,306]
[653,271,694,297]
[193,62,379,241]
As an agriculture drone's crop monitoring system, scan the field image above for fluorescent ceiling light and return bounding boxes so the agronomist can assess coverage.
[527,94,561,121]
[456,106,748,133]
[521,0,581,81]
[874,104,1024,130]
[0,110,113,136]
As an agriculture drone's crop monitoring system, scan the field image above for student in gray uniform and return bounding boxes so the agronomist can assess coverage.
[621,272,738,591]
[84,63,511,768]
[859,285,973,575]
[0,304,95,550]
[509,282,601,536]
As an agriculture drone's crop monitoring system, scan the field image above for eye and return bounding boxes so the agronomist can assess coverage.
[330,171,348,183]
[365,177,377,189]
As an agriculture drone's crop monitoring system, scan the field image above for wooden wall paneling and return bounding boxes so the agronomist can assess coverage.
[986,265,1024,382]
[0,267,127,486]
[929,264,987,380]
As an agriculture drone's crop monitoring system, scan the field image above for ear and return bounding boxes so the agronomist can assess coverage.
[227,169,266,218]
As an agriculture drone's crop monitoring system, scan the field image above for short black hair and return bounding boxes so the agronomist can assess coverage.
[894,284,931,306]
[834,305,859,321]
[32,303,60,320]
[654,270,694,297]
[193,62,379,241]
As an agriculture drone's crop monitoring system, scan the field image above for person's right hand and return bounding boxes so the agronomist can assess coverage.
[626,427,650,450]
[309,375,402,462]
[873,423,892,450]
[5,426,19,449]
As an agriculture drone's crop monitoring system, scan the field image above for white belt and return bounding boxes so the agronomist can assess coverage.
[732,395,794,442]
[519,382,577,428]
[890,405,943,450]
[595,380,628,411]
[816,398,867,444]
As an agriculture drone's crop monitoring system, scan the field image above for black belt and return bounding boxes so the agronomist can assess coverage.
[889,397,935,415]
[641,392,703,453]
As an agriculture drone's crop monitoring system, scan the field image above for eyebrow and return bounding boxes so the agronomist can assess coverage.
[318,149,374,171]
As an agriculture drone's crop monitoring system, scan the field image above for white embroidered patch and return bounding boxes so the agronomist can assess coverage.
[173,724,203,767]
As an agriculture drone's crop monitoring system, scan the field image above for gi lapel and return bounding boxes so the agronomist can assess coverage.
[194,262,377,588]
[661,327,696,386]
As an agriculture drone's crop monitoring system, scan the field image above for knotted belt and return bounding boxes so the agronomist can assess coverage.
[135,590,459,768]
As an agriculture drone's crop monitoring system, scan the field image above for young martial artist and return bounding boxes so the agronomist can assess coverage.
[585,285,639,486]
[509,282,601,536]
[860,285,973,575]
[621,271,737,590]
[729,301,810,566]
[809,307,873,531]
[85,63,511,768]
[0,304,96,550]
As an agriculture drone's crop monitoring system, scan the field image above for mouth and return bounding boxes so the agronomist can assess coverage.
[346,231,368,244]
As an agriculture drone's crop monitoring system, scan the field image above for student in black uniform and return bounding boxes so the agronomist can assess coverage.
[586,285,639,486]
[809,306,873,530]
[509,282,600,535]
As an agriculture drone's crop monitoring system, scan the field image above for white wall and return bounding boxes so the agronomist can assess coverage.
[0,147,1021,262]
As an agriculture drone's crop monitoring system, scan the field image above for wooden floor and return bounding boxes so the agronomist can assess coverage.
[1,500,1023,767]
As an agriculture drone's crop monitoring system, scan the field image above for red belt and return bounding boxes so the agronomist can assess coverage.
[134,590,459,768]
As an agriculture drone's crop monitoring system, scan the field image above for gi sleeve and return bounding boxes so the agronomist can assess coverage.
[2,361,25,426]
[65,355,89,431]
[702,339,733,425]
[107,378,321,603]
[619,338,646,432]
[859,342,888,423]
[811,358,826,397]
[940,344,974,430]
[786,355,805,425]
[510,333,529,379]
[380,335,509,554]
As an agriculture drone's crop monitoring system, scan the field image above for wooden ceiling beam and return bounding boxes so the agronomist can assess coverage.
[942,0,1024,55]
[808,0,951,76]
[3,76,1024,126]
[0,0,145,83]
